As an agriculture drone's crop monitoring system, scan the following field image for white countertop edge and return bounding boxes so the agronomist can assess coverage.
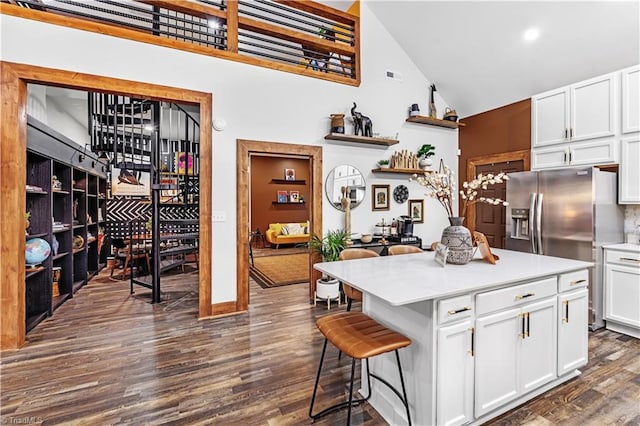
[603,243,640,252]
[314,249,594,306]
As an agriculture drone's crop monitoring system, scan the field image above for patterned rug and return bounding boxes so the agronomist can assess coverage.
[249,253,309,288]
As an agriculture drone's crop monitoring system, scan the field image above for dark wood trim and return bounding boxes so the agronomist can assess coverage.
[0,3,359,87]
[465,150,530,234]
[207,301,245,318]
[0,61,213,349]
[237,140,323,309]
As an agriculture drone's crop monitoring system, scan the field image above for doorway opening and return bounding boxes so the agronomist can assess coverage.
[1,62,212,349]
[236,140,323,310]
[466,150,529,248]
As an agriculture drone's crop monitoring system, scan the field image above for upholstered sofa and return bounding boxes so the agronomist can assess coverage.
[266,222,309,248]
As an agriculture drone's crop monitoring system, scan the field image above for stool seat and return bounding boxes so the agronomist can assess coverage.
[317,312,411,359]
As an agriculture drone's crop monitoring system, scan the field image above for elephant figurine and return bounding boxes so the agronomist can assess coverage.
[350,102,373,137]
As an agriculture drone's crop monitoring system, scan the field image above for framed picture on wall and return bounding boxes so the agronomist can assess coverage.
[372,184,390,211]
[285,168,295,180]
[408,199,424,223]
[277,191,288,203]
[111,167,150,196]
[289,191,300,203]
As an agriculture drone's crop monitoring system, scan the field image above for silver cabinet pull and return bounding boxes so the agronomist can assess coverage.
[619,257,640,263]
[570,279,587,286]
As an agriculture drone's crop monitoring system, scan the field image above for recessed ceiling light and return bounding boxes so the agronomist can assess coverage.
[523,28,540,42]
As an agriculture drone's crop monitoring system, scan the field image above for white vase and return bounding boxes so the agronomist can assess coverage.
[316,278,339,300]
[419,157,433,170]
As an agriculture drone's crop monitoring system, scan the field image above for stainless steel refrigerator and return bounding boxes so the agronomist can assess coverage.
[506,167,624,329]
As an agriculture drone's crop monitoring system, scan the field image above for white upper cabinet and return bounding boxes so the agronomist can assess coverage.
[532,88,569,147]
[619,136,640,204]
[533,73,616,148]
[621,65,640,134]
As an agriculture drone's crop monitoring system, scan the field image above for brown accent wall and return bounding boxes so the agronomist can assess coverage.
[458,99,532,198]
[250,156,310,239]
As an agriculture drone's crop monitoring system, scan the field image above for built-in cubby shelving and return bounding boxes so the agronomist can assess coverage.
[406,115,466,129]
[25,116,107,333]
[324,133,399,146]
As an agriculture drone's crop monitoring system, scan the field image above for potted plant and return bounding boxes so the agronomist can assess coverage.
[417,144,436,169]
[377,159,390,169]
[310,229,347,305]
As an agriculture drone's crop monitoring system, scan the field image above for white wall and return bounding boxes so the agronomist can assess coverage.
[1,4,459,304]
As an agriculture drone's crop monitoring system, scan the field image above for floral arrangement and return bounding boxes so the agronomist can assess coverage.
[411,162,509,218]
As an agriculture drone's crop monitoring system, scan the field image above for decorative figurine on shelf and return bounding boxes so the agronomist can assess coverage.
[409,103,421,117]
[350,102,373,137]
[341,186,352,245]
[330,113,345,134]
[429,84,437,118]
[52,175,62,191]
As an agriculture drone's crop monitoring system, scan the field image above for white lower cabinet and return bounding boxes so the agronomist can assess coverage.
[437,320,474,426]
[474,297,557,417]
[433,270,589,425]
[557,288,589,376]
[604,247,640,338]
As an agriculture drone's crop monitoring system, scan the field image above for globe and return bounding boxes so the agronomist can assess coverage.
[25,238,51,266]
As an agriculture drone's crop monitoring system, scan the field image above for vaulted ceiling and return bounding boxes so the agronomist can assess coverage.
[363,1,640,118]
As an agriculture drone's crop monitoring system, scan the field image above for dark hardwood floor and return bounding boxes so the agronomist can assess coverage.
[1,270,639,425]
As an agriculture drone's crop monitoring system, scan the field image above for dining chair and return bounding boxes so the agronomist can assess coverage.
[388,245,423,255]
[338,248,379,312]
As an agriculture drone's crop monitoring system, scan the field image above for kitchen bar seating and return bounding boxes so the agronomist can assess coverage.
[309,312,412,425]
[339,249,379,312]
[388,245,423,255]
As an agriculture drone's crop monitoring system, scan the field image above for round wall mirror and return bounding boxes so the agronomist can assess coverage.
[325,165,366,211]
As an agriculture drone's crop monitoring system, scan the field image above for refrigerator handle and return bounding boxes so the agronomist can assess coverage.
[536,193,544,255]
[529,193,537,253]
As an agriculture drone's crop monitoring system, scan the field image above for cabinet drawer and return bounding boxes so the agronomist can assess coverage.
[559,269,589,293]
[476,277,557,316]
[605,249,640,268]
[438,295,473,325]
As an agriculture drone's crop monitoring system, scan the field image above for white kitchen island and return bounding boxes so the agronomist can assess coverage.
[314,248,593,426]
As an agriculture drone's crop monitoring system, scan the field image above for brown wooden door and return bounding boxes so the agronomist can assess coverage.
[474,160,524,248]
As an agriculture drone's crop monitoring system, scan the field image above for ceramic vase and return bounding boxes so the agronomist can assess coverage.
[419,157,433,170]
[441,216,474,264]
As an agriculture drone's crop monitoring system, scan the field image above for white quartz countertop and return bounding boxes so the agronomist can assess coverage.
[314,248,593,306]
[603,243,640,252]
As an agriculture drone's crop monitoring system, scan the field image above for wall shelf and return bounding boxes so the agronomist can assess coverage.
[325,133,399,146]
[406,115,466,129]
[272,201,306,205]
[270,179,306,184]
[372,168,431,175]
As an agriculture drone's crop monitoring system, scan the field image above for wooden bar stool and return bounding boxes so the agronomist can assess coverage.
[388,245,423,255]
[309,312,412,425]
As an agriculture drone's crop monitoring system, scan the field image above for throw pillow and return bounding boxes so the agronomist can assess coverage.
[287,223,302,235]
[281,225,290,235]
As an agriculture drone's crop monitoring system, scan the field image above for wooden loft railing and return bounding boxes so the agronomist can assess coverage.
[0,0,360,86]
